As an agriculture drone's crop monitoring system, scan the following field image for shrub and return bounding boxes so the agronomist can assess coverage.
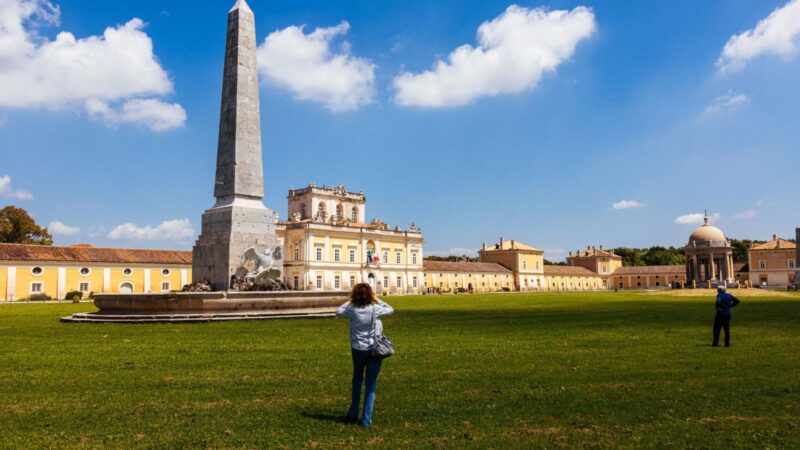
[502,287,511,292]
[65,291,83,301]
[27,294,52,301]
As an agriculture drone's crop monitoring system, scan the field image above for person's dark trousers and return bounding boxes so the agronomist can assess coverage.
[713,313,731,347]
[347,348,383,426]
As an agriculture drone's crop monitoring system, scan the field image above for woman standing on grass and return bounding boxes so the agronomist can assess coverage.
[335,283,394,428]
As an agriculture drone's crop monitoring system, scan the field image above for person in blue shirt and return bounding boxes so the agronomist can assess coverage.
[336,283,394,427]
[713,286,740,347]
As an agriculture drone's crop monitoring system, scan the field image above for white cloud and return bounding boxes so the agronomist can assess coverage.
[392,5,596,108]
[704,91,749,114]
[108,219,195,241]
[543,248,568,262]
[717,0,800,73]
[755,199,766,207]
[257,21,376,112]
[611,200,644,210]
[48,221,79,235]
[733,210,757,220]
[426,247,478,258]
[0,175,33,200]
[86,98,186,132]
[0,0,185,130]
[674,213,720,225]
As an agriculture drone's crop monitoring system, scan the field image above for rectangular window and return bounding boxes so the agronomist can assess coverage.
[161,282,170,292]
[334,248,340,262]
[382,251,388,264]
[523,261,527,270]
[334,276,341,289]
[79,282,90,292]
[412,276,418,288]
[316,275,323,289]
[294,246,299,260]
[350,275,356,286]
[293,276,299,289]
[535,262,540,270]
[790,260,796,269]
[397,276,402,287]
[383,276,389,287]
[396,252,401,264]
[602,266,607,273]
[316,247,323,261]
[759,260,766,270]
[349,249,356,262]
[31,282,43,293]
[412,252,418,265]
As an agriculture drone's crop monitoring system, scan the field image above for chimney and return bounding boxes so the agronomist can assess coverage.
[569,251,573,257]
[773,234,777,241]
[482,242,487,250]
[499,237,504,247]
[511,239,515,249]
[600,245,604,251]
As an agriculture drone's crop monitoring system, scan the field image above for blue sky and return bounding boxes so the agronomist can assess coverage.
[1,0,799,260]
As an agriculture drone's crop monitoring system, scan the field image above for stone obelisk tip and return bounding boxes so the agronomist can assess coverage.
[230,0,252,13]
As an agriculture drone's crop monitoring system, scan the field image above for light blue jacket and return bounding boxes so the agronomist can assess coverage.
[336,299,394,351]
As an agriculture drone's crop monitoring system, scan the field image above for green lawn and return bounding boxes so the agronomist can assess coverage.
[1,292,799,449]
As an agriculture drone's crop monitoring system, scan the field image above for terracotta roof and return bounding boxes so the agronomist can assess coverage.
[749,238,796,251]
[735,263,749,273]
[0,243,192,265]
[543,265,598,276]
[480,239,542,253]
[612,265,685,275]
[568,247,621,259]
[423,260,511,274]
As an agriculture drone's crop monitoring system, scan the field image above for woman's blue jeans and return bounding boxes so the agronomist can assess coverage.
[347,348,383,425]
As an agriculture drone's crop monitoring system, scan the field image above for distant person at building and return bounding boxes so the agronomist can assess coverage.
[336,283,394,427]
[713,286,740,347]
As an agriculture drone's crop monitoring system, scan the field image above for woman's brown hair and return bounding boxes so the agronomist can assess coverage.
[350,283,376,307]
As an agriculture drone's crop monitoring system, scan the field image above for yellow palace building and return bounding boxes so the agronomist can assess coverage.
[277,184,425,294]
[0,244,192,301]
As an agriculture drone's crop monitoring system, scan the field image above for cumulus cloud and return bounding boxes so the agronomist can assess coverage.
[733,210,757,220]
[0,0,185,130]
[0,175,33,200]
[717,0,800,73]
[674,213,720,225]
[257,21,376,112]
[108,219,195,241]
[85,98,186,132]
[392,5,596,108]
[48,221,79,235]
[704,91,749,114]
[611,200,644,210]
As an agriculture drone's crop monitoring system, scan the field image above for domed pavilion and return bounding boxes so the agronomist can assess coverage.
[685,215,734,287]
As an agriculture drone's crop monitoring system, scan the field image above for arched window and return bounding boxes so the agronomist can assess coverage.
[317,202,327,221]
[336,203,344,221]
[351,206,359,222]
[300,203,307,219]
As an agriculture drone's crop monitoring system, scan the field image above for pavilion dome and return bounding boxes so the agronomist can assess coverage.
[688,217,728,247]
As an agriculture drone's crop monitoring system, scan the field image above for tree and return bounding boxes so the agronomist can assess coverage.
[729,238,765,264]
[0,206,53,245]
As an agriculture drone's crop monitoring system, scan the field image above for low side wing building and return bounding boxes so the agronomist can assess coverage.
[423,260,513,293]
[0,243,191,301]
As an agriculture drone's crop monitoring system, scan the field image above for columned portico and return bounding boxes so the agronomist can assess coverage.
[685,215,734,288]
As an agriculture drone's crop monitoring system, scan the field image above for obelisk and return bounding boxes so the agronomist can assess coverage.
[192,0,280,290]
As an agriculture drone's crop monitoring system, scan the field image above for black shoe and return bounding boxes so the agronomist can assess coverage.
[344,416,358,424]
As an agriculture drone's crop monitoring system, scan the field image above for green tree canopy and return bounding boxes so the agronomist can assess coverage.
[0,205,53,245]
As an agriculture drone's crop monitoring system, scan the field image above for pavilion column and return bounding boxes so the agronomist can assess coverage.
[709,254,716,281]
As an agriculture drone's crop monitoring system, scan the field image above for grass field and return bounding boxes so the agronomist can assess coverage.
[1,292,799,449]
